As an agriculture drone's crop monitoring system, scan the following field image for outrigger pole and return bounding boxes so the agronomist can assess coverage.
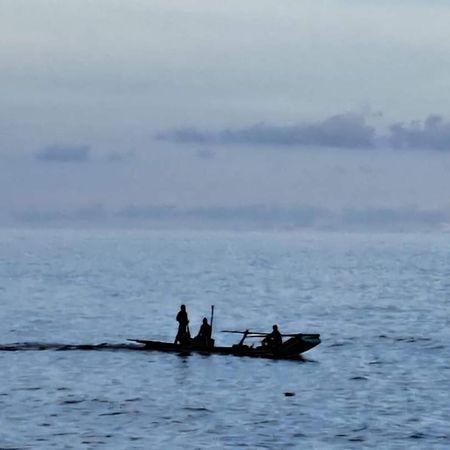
[222,330,270,336]
[222,330,320,338]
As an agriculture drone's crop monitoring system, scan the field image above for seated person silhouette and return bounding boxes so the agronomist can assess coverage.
[194,317,212,346]
[262,324,282,350]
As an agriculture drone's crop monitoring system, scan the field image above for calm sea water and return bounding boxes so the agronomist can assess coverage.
[0,229,449,449]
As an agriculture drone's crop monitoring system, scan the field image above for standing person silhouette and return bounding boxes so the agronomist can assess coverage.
[174,304,190,344]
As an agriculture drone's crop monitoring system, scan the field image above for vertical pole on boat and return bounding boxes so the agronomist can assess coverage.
[210,305,214,336]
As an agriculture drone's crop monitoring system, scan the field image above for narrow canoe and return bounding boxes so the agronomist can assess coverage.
[129,333,320,360]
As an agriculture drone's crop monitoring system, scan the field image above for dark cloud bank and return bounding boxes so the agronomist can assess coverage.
[157,114,450,151]
[13,204,450,231]
[34,145,136,164]
[36,145,91,162]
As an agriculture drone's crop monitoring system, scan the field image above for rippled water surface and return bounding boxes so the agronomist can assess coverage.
[1,229,449,449]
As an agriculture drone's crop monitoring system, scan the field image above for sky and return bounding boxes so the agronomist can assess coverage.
[2,0,450,230]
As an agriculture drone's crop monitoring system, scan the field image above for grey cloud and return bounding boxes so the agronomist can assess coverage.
[387,115,450,151]
[187,205,332,227]
[156,113,376,149]
[36,144,90,162]
[106,151,136,163]
[157,113,450,151]
[14,204,108,223]
[340,207,448,228]
[117,205,179,220]
[117,204,331,227]
[196,148,215,160]
[13,204,449,231]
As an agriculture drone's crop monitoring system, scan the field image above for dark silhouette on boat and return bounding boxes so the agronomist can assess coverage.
[129,306,320,360]
[129,332,320,360]
[174,304,190,345]
[193,317,213,346]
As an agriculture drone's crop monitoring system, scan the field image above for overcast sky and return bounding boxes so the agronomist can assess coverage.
[2,0,450,229]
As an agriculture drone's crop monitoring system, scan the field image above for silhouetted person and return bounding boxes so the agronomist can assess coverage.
[262,324,282,349]
[174,304,190,345]
[194,317,212,346]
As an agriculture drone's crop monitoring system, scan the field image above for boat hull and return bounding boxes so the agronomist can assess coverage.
[130,334,320,360]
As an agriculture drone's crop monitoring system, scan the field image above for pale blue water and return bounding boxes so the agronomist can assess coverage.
[0,229,449,449]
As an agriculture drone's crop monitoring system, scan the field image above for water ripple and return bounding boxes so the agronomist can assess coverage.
[1,230,449,449]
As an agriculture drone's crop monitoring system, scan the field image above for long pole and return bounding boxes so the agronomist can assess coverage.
[210,305,214,336]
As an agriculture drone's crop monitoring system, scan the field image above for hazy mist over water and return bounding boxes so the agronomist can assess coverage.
[1,229,449,449]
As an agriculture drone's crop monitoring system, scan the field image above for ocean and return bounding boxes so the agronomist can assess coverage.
[0,229,449,449]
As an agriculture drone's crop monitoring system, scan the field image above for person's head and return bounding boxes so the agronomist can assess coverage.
[202,317,208,324]
[273,324,278,331]
[181,304,186,311]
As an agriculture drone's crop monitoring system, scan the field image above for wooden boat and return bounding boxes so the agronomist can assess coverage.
[129,331,320,360]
